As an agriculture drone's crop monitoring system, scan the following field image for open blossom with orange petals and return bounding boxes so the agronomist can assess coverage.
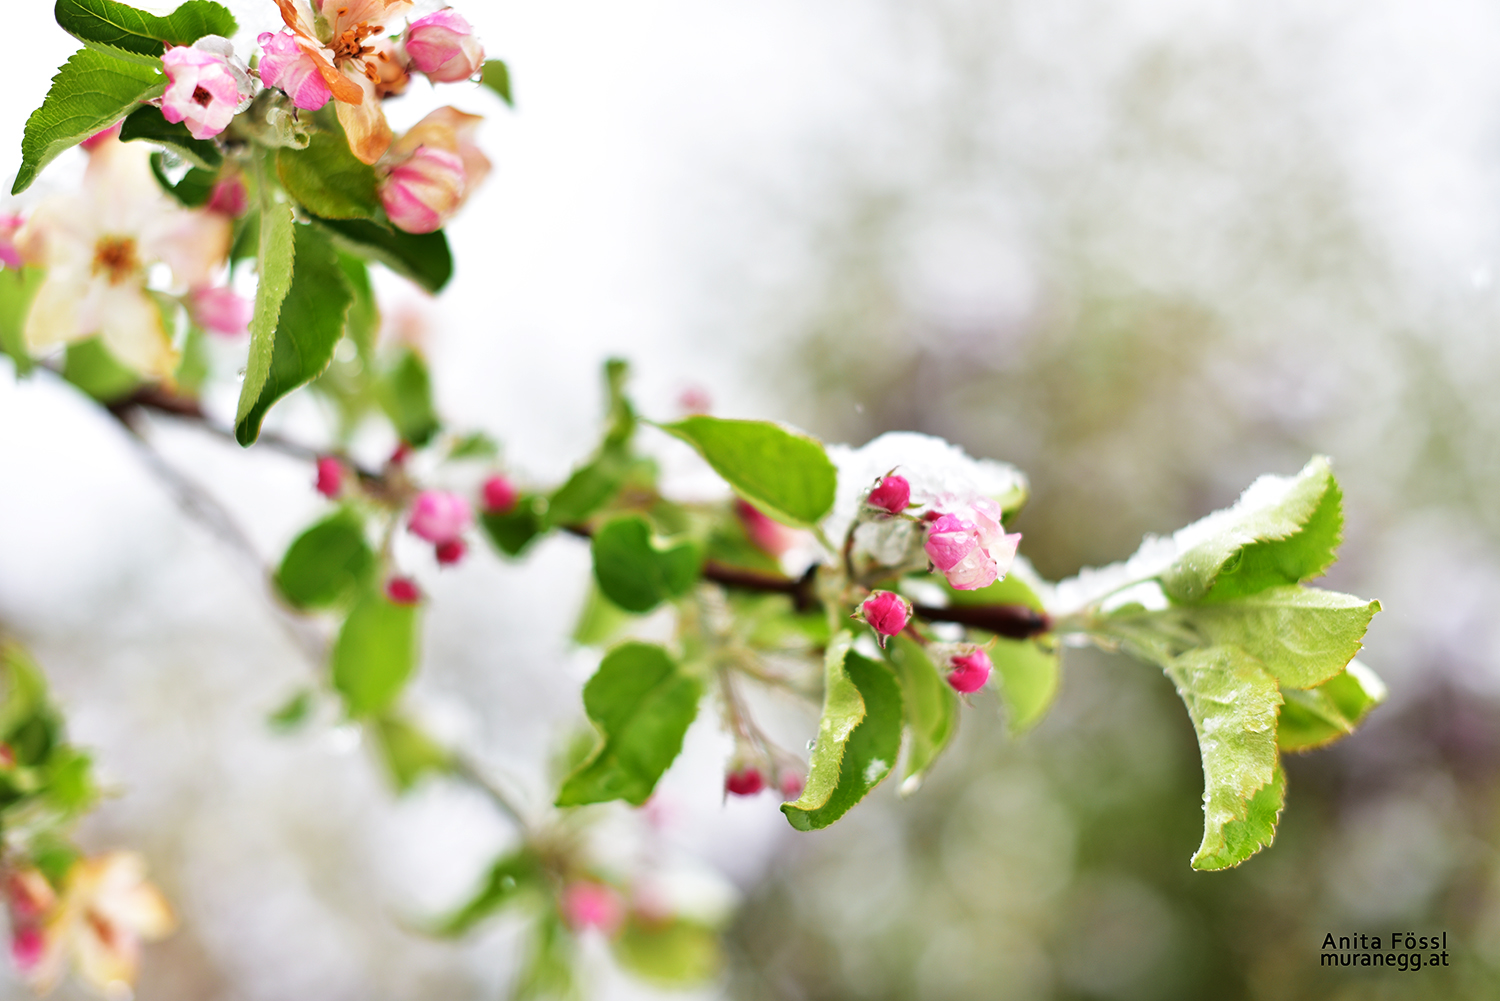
[270,0,414,164]
[14,137,230,379]
[11,852,175,997]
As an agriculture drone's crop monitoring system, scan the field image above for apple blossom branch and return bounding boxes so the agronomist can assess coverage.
[84,375,536,831]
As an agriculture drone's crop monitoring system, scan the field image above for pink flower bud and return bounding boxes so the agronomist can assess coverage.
[78,122,122,152]
[408,490,472,544]
[736,499,797,558]
[161,45,247,140]
[258,31,333,111]
[386,576,422,605]
[10,927,42,971]
[725,766,766,797]
[405,10,485,84]
[481,474,519,514]
[947,649,993,694]
[561,882,623,933]
[778,770,805,800]
[188,285,251,337]
[206,176,249,217]
[867,474,911,514]
[859,590,910,643]
[380,146,467,234]
[435,538,467,565]
[0,215,24,271]
[924,513,979,572]
[315,457,344,498]
[0,744,13,768]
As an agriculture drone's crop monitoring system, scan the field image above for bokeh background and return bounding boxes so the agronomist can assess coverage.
[4,0,1500,998]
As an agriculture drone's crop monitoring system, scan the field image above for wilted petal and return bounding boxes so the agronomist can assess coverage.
[24,273,85,352]
[336,73,393,164]
[98,286,178,379]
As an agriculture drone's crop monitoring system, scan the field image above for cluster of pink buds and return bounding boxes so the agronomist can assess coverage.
[724,754,805,800]
[865,473,911,514]
[855,590,911,648]
[481,474,519,515]
[408,489,473,565]
[923,497,1021,591]
[159,36,255,140]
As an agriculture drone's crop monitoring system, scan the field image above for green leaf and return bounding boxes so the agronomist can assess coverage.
[546,448,632,527]
[336,252,378,359]
[661,416,837,529]
[277,128,380,220]
[0,642,52,741]
[149,151,217,206]
[480,498,546,557]
[64,337,140,401]
[704,515,784,574]
[1162,456,1343,603]
[1163,646,1284,870]
[229,208,259,267]
[591,516,702,614]
[1202,762,1286,872]
[783,648,902,831]
[992,636,1060,734]
[331,588,420,717]
[273,508,375,611]
[602,358,636,446]
[480,59,513,105]
[372,714,451,793]
[781,631,860,818]
[236,221,352,444]
[887,634,957,795]
[55,0,238,59]
[555,643,702,807]
[14,48,165,195]
[1278,659,1387,753]
[377,347,441,446]
[945,571,1046,611]
[267,689,313,732]
[0,268,45,376]
[1185,585,1380,689]
[43,746,97,816]
[433,849,542,937]
[121,104,221,169]
[237,192,294,437]
[573,581,636,647]
[310,215,453,294]
[515,911,576,1001]
[174,323,210,393]
[612,916,722,986]
[447,431,498,461]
